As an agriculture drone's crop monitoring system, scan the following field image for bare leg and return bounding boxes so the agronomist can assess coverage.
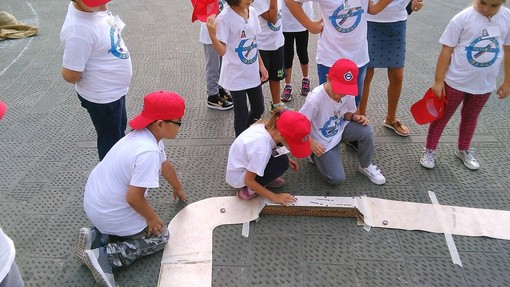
[284,68,292,85]
[386,67,404,123]
[358,67,375,116]
[270,80,282,104]
[301,63,309,78]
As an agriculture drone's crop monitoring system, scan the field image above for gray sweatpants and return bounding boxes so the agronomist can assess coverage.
[203,44,222,96]
[312,121,375,185]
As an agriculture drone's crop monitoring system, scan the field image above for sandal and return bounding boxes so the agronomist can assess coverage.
[383,119,409,137]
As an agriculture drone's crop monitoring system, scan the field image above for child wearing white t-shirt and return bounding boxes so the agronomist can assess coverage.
[420,0,510,171]
[299,59,386,185]
[207,0,269,136]
[284,0,392,107]
[199,0,234,110]
[77,91,187,287]
[251,0,288,107]
[226,109,311,205]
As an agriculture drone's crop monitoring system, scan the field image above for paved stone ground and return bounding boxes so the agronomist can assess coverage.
[0,0,509,286]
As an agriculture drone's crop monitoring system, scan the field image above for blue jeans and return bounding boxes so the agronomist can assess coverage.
[230,86,265,137]
[311,122,374,185]
[317,63,367,107]
[78,94,127,160]
[255,154,289,186]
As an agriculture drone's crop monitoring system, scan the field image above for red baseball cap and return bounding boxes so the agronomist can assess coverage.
[411,88,446,125]
[81,0,111,7]
[329,58,359,96]
[0,101,6,120]
[129,91,186,130]
[276,111,311,158]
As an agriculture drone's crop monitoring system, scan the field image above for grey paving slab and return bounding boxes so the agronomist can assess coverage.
[0,0,510,286]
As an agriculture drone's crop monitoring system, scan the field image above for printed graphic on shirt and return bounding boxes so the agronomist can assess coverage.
[219,0,225,12]
[466,28,499,68]
[108,15,129,59]
[235,37,258,64]
[268,10,282,31]
[329,1,364,34]
[320,112,345,138]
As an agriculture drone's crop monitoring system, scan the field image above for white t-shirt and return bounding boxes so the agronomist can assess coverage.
[441,6,510,94]
[366,0,408,23]
[84,128,167,236]
[282,1,314,33]
[296,0,369,67]
[0,228,15,282]
[216,6,262,91]
[226,123,276,188]
[199,0,228,44]
[60,2,132,104]
[299,84,356,152]
[251,0,285,50]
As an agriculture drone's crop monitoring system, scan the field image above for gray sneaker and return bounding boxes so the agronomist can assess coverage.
[455,149,480,170]
[84,248,118,287]
[420,149,436,169]
[76,227,105,265]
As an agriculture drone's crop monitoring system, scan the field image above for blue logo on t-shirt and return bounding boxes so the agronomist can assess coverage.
[329,5,364,33]
[235,38,258,64]
[466,32,499,68]
[268,11,282,31]
[320,115,344,138]
[108,27,129,59]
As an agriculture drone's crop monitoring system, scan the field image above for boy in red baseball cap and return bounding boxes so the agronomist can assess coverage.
[299,58,386,186]
[77,91,187,287]
[60,0,132,160]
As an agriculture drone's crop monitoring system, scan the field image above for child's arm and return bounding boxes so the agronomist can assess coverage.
[245,170,296,205]
[259,0,278,24]
[258,53,269,82]
[284,0,323,34]
[497,45,510,99]
[431,44,454,98]
[367,0,393,15]
[161,160,187,202]
[126,185,164,236]
[61,67,81,84]
[310,137,326,157]
[206,15,227,56]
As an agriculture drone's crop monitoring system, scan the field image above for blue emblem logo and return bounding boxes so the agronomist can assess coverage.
[108,27,129,59]
[329,5,364,33]
[466,32,499,68]
[235,38,258,65]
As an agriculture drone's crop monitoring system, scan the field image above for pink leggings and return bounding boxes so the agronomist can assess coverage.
[425,83,490,151]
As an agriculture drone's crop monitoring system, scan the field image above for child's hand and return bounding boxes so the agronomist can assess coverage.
[308,19,323,34]
[411,0,424,12]
[206,15,217,35]
[289,158,299,171]
[497,82,510,99]
[260,66,269,82]
[353,114,369,126]
[173,188,187,202]
[272,193,297,206]
[431,82,445,99]
[311,140,325,157]
[146,216,164,236]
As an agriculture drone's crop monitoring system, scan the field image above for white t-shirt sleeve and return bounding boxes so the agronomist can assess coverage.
[130,151,161,189]
[251,0,269,15]
[439,17,462,48]
[245,144,271,177]
[62,35,92,72]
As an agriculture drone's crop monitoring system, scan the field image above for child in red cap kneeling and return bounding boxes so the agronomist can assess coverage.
[226,108,311,205]
[77,91,187,287]
[299,58,386,186]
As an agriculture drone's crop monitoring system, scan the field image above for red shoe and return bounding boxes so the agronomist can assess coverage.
[236,186,258,200]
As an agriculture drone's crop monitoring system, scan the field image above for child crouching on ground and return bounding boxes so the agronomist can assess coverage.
[76,91,187,287]
[299,58,386,185]
[226,109,311,205]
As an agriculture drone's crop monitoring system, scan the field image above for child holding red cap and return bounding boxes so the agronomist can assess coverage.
[226,108,311,205]
[299,58,386,186]
[419,0,510,171]
[60,0,131,160]
[77,91,187,287]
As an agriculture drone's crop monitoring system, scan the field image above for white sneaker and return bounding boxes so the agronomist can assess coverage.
[358,164,386,185]
[420,149,436,169]
[455,149,480,170]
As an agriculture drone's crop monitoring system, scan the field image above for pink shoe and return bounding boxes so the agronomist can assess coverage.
[236,186,258,200]
[266,177,285,188]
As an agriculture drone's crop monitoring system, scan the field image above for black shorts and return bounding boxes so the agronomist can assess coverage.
[259,46,286,81]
